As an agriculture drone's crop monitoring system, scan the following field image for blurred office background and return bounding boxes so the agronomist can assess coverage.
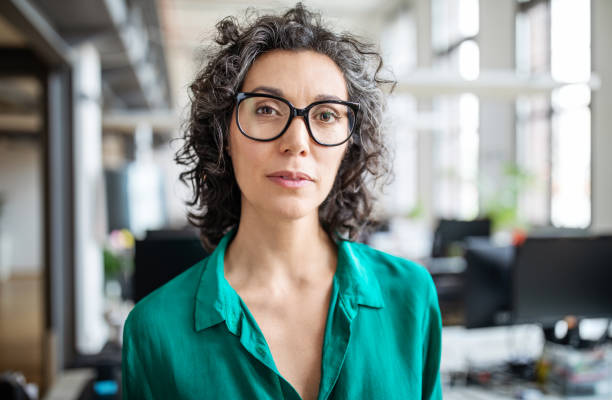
[0,0,610,398]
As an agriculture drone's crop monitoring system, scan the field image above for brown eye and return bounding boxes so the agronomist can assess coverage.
[255,105,278,115]
[316,109,339,123]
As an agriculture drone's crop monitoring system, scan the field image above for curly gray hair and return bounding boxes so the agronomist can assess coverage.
[175,2,394,251]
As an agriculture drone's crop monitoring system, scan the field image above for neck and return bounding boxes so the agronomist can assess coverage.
[224,204,337,293]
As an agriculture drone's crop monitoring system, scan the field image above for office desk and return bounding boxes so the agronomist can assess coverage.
[443,386,611,400]
[441,326,612,400]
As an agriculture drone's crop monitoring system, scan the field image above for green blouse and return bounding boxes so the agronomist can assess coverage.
[122,228,443,399]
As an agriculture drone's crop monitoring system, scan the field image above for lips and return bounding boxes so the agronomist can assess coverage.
[266,170,314,188]
[266,170,313,181]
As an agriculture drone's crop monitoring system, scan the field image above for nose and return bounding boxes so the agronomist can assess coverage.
[279,114,311,156]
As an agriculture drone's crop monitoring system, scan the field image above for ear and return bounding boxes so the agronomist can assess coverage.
[226,144,231,157]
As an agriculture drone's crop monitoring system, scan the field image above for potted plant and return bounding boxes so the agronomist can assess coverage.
[103,229,135,299]
[480,162,535,245]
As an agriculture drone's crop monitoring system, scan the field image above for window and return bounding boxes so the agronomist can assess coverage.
[515,0,591,228]
[431,0,480,219]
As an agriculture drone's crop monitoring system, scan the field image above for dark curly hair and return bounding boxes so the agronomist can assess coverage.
[175,2,394,252]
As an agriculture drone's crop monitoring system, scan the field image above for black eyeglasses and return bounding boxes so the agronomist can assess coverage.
[235,92,359,146]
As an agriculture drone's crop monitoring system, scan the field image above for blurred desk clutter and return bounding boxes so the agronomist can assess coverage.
[538,340,611,397]
[368,217,612,398]
[441,324,612,399]
[388,217,612,399]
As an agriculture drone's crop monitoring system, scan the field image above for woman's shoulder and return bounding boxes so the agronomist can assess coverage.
[345,241,433,285]
[124,257,209,334]
[344,240,441,336]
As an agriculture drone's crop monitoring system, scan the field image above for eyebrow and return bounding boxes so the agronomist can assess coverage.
[250,86,283,97]
[248,86,346,102]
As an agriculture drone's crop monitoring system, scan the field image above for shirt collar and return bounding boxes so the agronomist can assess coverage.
[194,227,385,333]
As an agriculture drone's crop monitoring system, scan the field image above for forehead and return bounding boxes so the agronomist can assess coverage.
[240,49,348,104]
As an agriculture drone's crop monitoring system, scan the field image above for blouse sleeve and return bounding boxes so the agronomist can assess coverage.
[122,313,154,400]
[421,273,443,400]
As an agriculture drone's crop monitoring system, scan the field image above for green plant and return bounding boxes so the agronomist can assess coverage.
[103,229,135,281]
[405,201,425,220]
[480,162,535,232]
[103,248,122,279]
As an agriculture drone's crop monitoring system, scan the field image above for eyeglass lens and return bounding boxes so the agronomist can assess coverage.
[237,96,355,145]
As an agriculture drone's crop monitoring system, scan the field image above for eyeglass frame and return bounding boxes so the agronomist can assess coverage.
[234,92,360,147]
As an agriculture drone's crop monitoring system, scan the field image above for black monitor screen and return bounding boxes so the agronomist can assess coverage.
[431,219,491,258]
[464,240,514,329]
[513,236,612,325]
[133,233,208,303]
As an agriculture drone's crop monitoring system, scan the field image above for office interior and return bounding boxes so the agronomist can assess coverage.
[0,0,610,398]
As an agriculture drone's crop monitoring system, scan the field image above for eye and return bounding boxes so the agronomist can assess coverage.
[255,105,278,115]
[316,109,339,123]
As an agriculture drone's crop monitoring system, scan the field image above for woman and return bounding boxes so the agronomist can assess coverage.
[122,4,442,399]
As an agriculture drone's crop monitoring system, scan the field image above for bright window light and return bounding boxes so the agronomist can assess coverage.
[551,0,591,82]
[551,107,591,228]
[459,0,479,37]
[552,84,591,110]
[459,40,479,80]
[550,0,591,228]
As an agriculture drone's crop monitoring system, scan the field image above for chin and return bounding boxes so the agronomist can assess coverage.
[264,198,320,221]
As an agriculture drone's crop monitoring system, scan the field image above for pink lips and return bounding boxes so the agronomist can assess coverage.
[266,170,314,188]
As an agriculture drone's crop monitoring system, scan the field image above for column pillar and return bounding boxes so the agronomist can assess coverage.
[73,43,108,354]
[591,0,612,233]
[414,0,435,231]
[477,1,516,218]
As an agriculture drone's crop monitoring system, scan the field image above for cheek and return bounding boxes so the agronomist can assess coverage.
[229,136,259,186]
[317,147,347,192]
[228,126,275,202]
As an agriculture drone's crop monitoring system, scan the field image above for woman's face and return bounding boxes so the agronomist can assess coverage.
[228,49,349,222]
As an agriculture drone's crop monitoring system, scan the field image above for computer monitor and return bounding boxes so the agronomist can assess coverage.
[463,238,515,328]
[431,218,491,258]
[133,230,208,303]
[104,168,131,231]
[512,236,612,326]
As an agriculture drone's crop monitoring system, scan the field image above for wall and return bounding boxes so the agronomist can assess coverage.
[0,137,42,275]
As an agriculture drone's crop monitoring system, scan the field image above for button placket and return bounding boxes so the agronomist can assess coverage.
[256,342,267,357]
[238,314,278,373]
[318,294,355,400]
